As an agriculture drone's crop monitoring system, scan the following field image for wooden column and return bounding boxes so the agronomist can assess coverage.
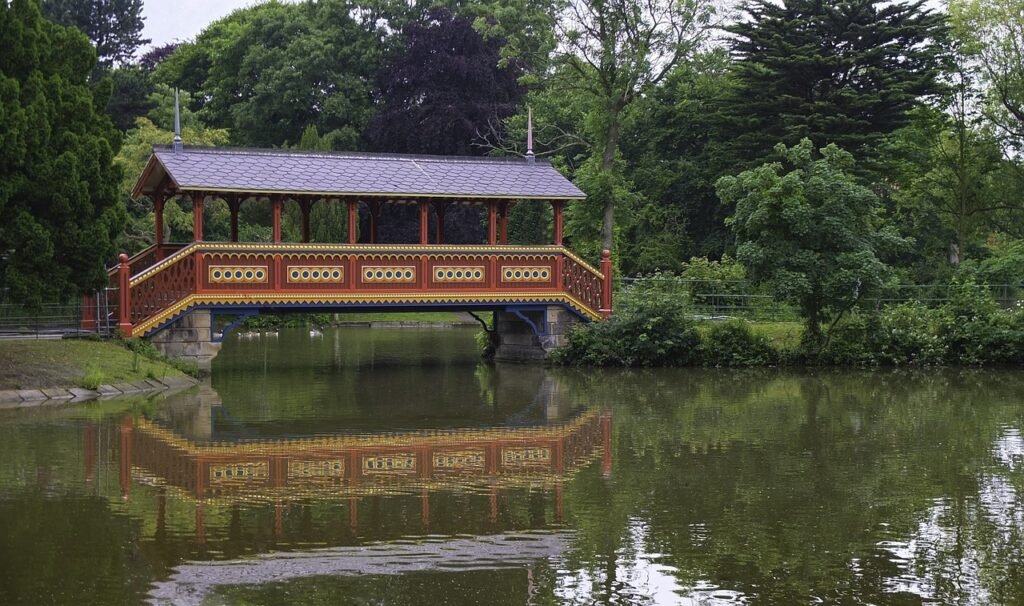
[192,193,204,242]
[228,197,240,242]
[272,196,283,243]
[419,201,429,245]
[488,202,497,246]
[347,200,357,244]
[552,201,564,246]
[117,253,131,336]
[498,202,509,245]
[300,199,312,243]
[600,249,613,318]
[434,203,446,245]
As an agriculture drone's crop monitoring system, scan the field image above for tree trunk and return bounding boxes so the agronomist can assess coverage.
[599,110,621,253]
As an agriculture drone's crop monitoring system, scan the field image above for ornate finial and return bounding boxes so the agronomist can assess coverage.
[526,106,535,164]
[173,88,183,153]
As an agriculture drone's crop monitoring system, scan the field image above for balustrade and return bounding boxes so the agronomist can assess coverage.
[115,244,610,337]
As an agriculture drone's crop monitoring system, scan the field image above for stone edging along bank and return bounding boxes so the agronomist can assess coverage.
[0,375,200,407]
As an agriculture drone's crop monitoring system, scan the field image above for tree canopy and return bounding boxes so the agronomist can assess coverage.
[0,0,124,305]
[717,139,904,341]
[722,0,949,167]
[41,0,148,74]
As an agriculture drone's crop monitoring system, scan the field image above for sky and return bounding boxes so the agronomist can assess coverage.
[141,0,277,47]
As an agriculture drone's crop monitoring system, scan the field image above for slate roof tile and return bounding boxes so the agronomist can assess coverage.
[143,146,585,200]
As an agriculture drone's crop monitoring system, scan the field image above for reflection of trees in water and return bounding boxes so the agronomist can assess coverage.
[557,368,1024,603]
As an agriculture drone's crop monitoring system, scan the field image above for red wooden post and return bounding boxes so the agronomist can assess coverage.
[80,294,96,331]
[192,193,204,242]
[498,202,508,245]
[272,196,283,243]
[552,201,564,246]
[434,203,446,245]
[419,201,429,245]
[228,197,240,242]
[487,202,497,246]
[600,249,612,318]
[117,253,132,336]
[347,200,357,244]
[153,193,165,254]
[300,199,312,243]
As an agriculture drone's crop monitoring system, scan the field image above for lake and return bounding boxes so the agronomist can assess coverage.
[1,327,1022,605]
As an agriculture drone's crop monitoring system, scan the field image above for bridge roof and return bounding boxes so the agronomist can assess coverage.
[133,146,586,201]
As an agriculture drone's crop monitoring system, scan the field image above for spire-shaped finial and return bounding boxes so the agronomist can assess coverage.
[173,88,183,153]
[526,106,535,164]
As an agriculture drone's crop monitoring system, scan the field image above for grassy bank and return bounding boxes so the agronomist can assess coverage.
[0,338,188,390]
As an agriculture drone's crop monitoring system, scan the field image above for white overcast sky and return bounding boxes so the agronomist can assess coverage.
[140,0,949,49]
[141,0,276,47]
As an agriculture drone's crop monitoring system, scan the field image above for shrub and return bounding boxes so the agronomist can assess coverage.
[876,302,949,366]
[554,289,700,367]
[699,320,778,367]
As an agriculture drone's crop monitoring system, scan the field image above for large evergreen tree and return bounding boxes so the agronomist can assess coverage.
[0,0,124,305]
[41,0,148,74]
[722,0,948,168]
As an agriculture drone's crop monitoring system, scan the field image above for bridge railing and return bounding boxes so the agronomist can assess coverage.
[113,243,612,337]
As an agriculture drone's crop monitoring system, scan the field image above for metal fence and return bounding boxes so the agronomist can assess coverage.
[0,288,119,339]
[620,277,1024,322]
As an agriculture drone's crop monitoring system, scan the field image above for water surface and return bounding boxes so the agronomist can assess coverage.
[1,327,1022,605]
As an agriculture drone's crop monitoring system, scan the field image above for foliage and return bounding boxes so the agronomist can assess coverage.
[718,139,905,343]
[367,7,524,156]
[41,0,148,74]
[0,0,125,306]
[699,320,778,367]
[155,0,381,149]
[553,281,700,367]
[721,0,949,168]
[951,0,1024,148]
[552,0,716,252]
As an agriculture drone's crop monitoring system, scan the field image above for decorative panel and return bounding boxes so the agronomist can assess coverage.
[501,266,551,282]
[362,453,417,474]
[501,447,551,467]
[433,449,486,469]
[361,266,416,284]
[209,265,268,284]
[210,462,268,482]
[433,266,485,283]
[287,266,344,284]
[288,459,345,478]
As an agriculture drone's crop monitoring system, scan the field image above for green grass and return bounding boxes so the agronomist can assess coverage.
[0,338,186,390]
[697,320,804,351]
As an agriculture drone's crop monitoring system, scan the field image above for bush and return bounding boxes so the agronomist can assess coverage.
[699,320,778,367]
[554,289,700,367]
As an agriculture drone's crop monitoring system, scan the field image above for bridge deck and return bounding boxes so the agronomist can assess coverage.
[87,243,611,338]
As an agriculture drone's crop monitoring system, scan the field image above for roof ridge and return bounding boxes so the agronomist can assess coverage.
[151,145,552,165]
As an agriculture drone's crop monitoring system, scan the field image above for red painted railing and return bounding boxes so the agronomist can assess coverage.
[113,243,611,337]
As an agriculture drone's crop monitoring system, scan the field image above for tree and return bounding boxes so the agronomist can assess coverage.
[105,65,154,131]
[41,0,148,74]
[951,0,1024,149]
[367,7,524,156]
[722,0,948,169]
[155,0,382,149]
[0,0,125,305]
[717,139,903,343]
[554,0,715,252]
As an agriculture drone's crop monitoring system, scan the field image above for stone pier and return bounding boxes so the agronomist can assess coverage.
[493,305,581,363]
[150,309,222,373]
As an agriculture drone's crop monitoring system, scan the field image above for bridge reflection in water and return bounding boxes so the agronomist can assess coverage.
[82,370,611,603]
